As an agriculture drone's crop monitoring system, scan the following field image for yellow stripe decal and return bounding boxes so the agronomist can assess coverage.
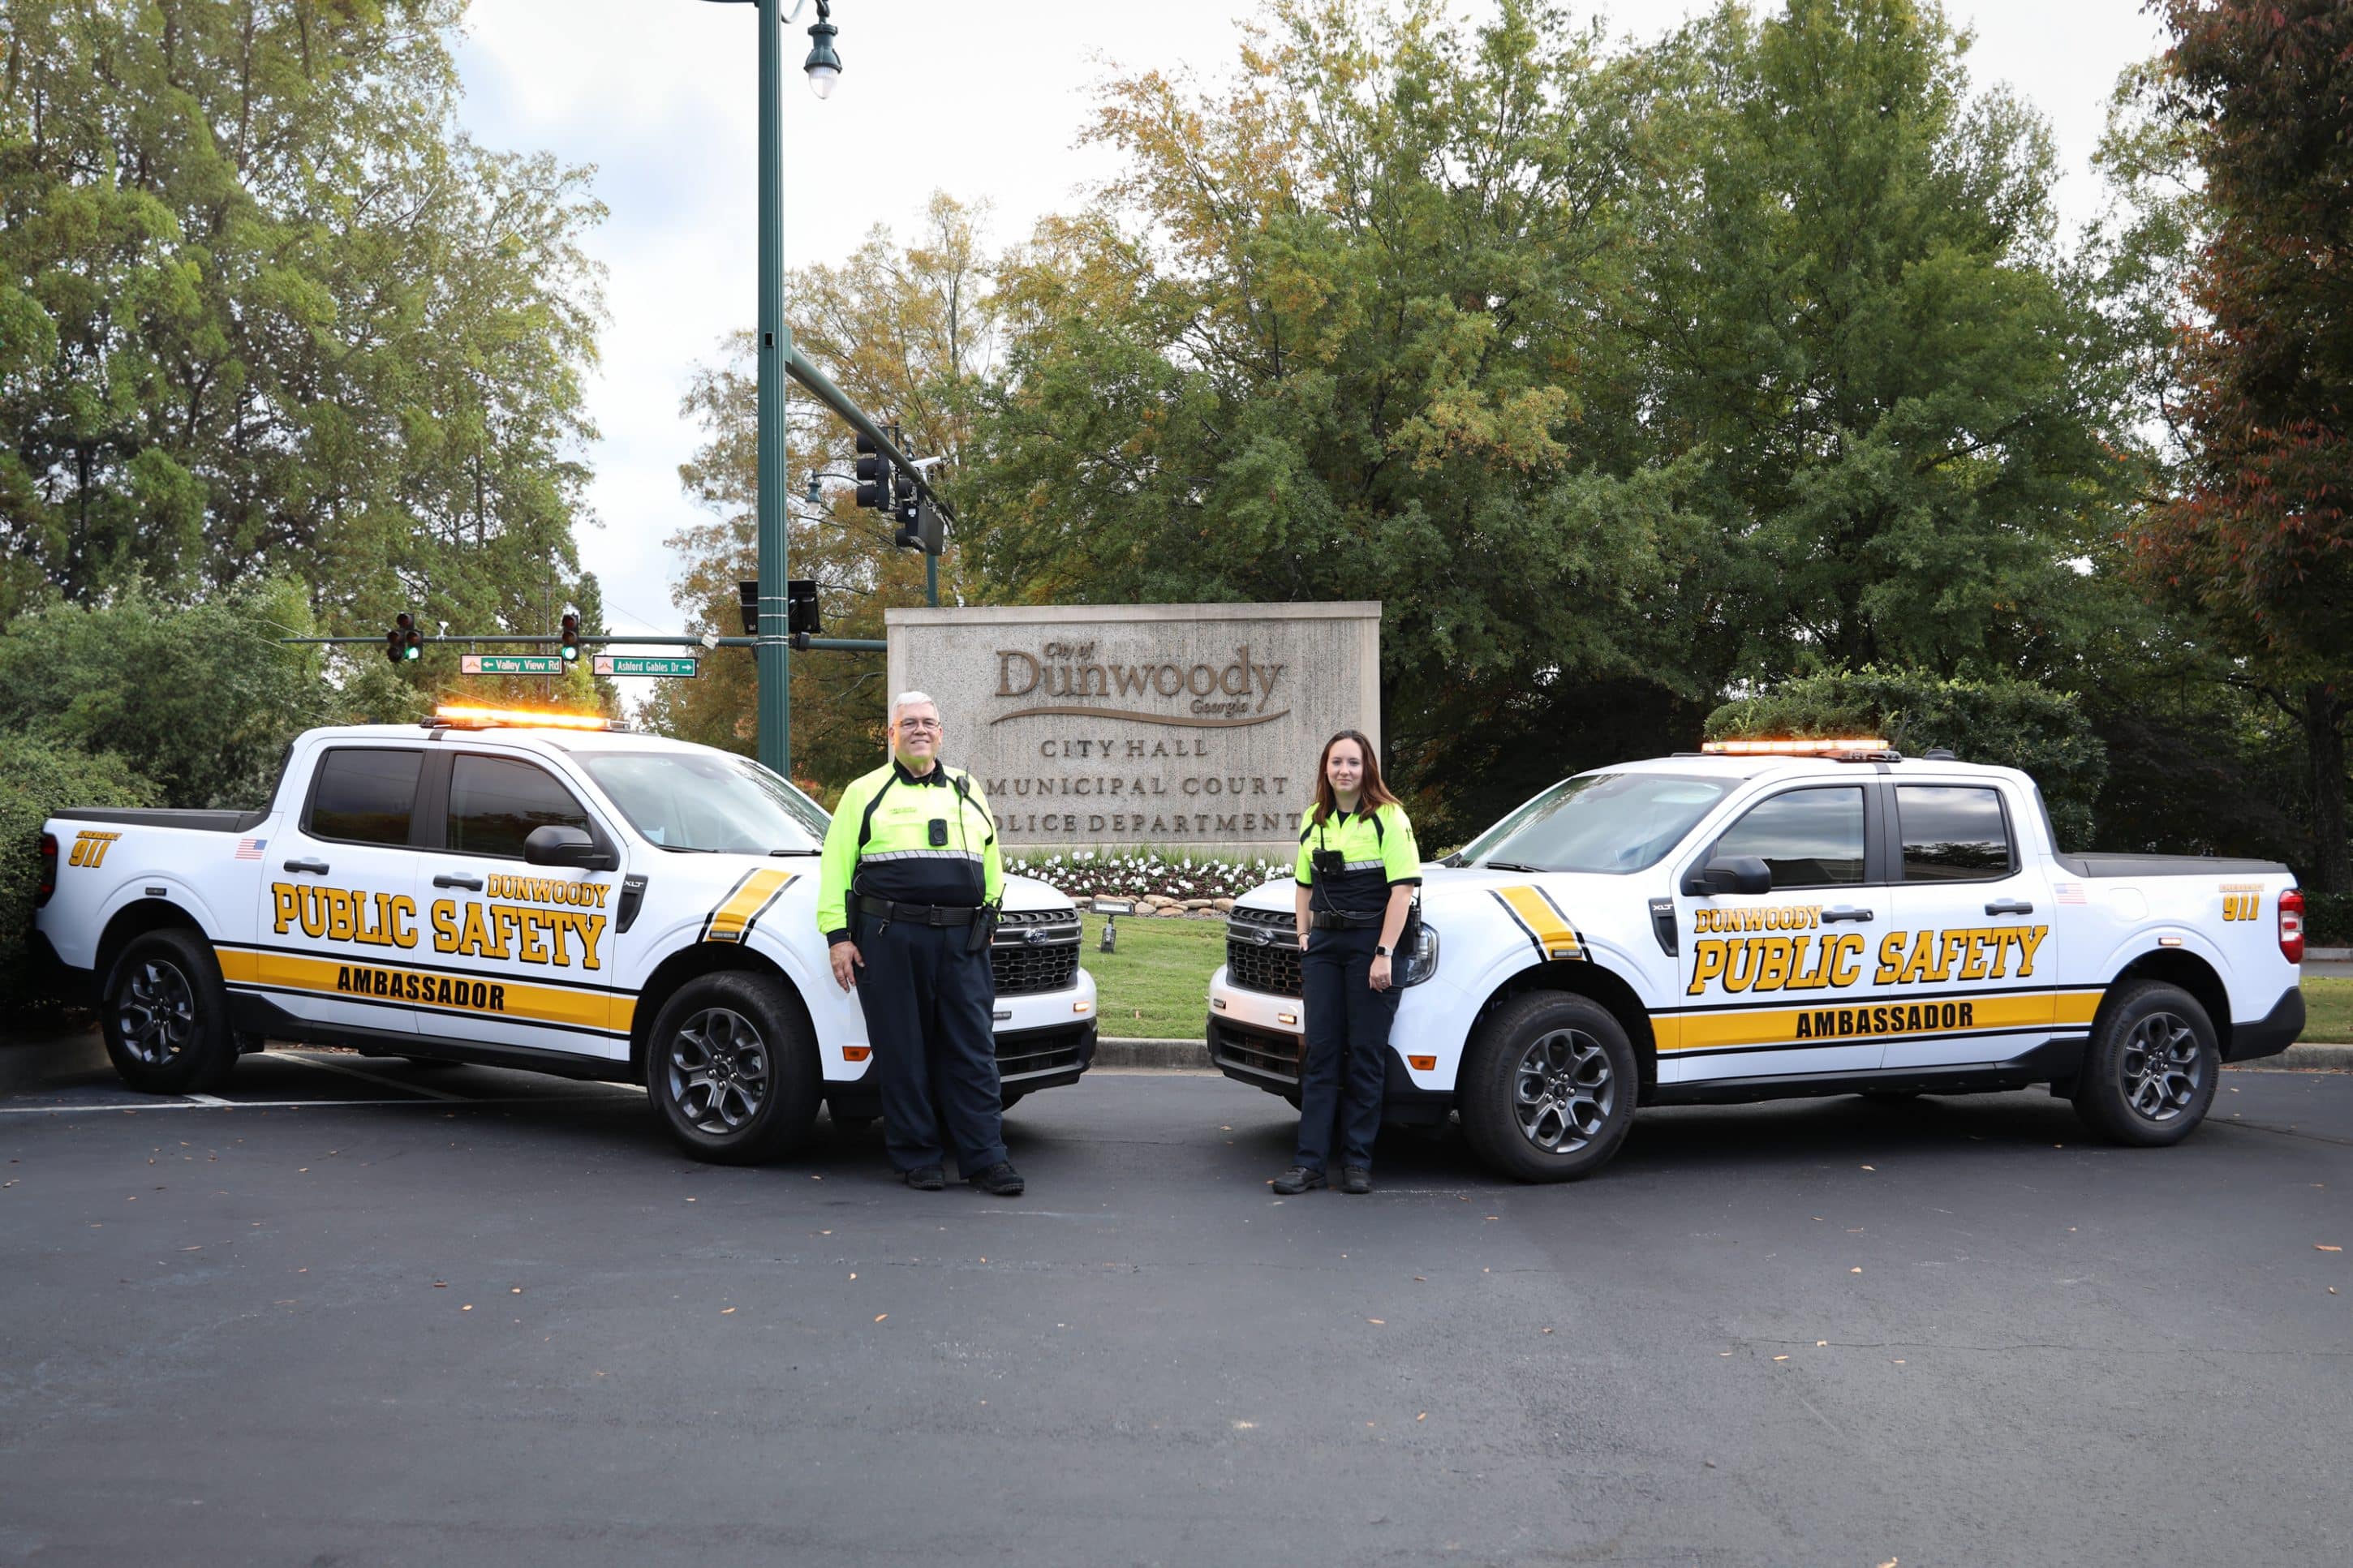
[703,869,796,945]
[1663,988,2099,1054]
[1493,885,1583,960]
[217,947,633,1036]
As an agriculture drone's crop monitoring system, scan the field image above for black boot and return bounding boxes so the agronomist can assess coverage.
[1270,1166,1327,1195]
[967,1162,1025,1196]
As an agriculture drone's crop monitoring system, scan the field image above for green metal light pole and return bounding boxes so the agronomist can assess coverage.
[705,0,841,779]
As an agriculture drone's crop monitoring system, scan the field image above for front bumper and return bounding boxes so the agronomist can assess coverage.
[1205,968,1453,1126]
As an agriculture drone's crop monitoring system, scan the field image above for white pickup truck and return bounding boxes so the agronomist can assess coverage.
[32,707,1098,1163]
[1208,740,2307,1181]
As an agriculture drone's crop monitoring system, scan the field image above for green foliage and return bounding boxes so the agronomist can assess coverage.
[2302,893,2353,948]
[1705,668,2106,847]
[0,0,608,665]
[0,578,329,808]
[0,730,158,1012]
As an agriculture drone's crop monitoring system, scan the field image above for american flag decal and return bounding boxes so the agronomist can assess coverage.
[2055,881,2084,904]
[234,837,266,861]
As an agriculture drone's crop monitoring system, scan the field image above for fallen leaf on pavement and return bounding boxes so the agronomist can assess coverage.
[721,1307,736,1315]
[2318,1245,2342,1252]
[874,1314,887,1322]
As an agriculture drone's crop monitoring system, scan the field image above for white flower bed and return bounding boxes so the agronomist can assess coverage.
[1006,848,1293,906]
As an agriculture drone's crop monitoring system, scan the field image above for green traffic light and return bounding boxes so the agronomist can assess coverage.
[560,646,579,663]
[403,645,419,662]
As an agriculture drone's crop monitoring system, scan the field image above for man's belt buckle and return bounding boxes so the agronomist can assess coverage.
[927,904,952,926]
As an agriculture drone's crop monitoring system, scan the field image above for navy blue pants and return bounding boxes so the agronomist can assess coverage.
[854,917,1008,1175]
[1295,923,1399,1172]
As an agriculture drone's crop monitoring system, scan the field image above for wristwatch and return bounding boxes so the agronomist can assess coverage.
[1374,944,1392,957]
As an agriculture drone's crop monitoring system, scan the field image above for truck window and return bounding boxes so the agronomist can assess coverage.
[1897,785,2013,880]
[1712,787,1865,888]
[447,754,595,860]
[307,748,426,846]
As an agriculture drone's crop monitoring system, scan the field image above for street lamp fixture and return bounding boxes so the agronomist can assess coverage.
[802,1,842,99]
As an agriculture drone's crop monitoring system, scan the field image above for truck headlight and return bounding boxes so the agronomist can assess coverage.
[1398,923,1440,987]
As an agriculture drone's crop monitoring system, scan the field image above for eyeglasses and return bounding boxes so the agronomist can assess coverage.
[896,717,941,731]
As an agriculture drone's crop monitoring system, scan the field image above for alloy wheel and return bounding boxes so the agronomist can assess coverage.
[2118,1011,2202,1123]
[1512,1027,1615,1154]
[117,959,196,1069]
[667,1007,771,1135]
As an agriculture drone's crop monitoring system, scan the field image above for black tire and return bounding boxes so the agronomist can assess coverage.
[643,971,819,1165]
[1459,991,1639,1183]
[99,928,239,1095]
[2071,980,2220,1147]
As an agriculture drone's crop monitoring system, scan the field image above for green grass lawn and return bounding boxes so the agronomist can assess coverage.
[2303,977,2351,1045]
[1079,913,1228,1039]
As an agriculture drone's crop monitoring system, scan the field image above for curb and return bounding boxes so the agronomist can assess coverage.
[2231,1042,2353,1072]
[1095,1037,1214,1069]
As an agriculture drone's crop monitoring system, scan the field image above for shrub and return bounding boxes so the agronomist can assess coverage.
[0,731,160,1014]
[1706,668,2106,848]
[2302,891,2353,948]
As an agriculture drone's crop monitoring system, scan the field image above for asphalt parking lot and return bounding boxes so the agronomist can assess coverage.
[2,1039,2347,1567]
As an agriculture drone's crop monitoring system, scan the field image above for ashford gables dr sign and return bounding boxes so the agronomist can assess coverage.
[886,603,1381,857]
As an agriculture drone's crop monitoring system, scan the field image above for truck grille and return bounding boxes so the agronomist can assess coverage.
[1210,1017,1302,1086]
[1224,907,1301,998]
[992,909,1082,995]
[997,1020,1095,1082]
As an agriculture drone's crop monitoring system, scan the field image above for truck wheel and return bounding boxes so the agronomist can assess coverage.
[1460,992,1638,1183]
[101,929,238,1095]
[2070,981,2219,1147]
[644,973,818,1166]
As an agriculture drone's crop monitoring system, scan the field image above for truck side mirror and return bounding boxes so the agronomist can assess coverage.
[1682,855,1771,897]
[524,824,617,872]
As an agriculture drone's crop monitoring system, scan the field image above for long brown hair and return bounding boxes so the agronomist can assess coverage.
[1309,729,1399,829]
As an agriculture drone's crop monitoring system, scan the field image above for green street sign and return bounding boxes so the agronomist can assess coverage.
[462,654,566,676]
[594,655,700,678]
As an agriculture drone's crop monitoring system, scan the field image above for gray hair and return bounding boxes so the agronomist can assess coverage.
[890,690,939,724]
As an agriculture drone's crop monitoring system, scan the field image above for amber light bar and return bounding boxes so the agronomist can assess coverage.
[1702,737,1889,757]
[429,703,617,732]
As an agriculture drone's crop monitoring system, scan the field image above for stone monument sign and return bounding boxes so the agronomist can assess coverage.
[886,603,1382,857]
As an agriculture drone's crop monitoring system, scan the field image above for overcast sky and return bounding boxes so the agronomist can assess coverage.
[450,0,2170,689]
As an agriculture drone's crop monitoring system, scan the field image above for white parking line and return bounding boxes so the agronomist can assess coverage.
[269,1050,473,1102]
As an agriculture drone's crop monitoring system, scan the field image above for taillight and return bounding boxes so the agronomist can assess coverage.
[36,833,57,907]
[2278,887,2304,966]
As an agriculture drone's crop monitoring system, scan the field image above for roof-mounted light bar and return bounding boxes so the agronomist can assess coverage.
[1702,737,1895,759]
[427,704,622,732]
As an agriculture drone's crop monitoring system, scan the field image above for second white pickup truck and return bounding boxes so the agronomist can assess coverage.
[33,707,1099,1163]
[1209,740,2307,1181]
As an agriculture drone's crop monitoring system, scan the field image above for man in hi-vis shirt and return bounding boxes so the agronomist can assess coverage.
[817,692,1022,1196]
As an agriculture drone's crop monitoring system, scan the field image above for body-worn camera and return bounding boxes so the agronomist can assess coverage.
[928,817,949,847]
[1310,847,1347,879]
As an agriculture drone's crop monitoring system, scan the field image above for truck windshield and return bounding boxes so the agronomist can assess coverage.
[577,751,829,854]
[1461,773,1735,874]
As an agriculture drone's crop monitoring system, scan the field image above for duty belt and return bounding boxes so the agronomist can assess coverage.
[1310,909,1384,930]
[858,895,982,926]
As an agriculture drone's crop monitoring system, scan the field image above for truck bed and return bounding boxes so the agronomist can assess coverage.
[48,807,269,834]
[2051,853,2292,879]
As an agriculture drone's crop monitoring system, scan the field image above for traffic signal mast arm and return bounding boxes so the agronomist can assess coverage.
[785,342,955,534]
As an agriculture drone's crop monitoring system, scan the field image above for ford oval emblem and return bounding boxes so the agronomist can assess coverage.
[1246,927,1273,946]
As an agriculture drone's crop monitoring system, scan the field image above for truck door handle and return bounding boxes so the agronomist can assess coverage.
[1985,899,2034,916]
[432,873,484,891]
[282,858,329,875]
[1822,906,1874,923]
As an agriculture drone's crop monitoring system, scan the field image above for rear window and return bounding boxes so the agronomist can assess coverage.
[308,749,424,847]
[1898,785,2013,880]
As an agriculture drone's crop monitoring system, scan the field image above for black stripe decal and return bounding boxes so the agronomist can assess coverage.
[214,940,628,996]
[223,983,630,1041]
[697,868,759,943]
[1532,884,1584,951]
[1674,1025,2088,1061]
[737,876,795,942]
[1488,890,1545,960]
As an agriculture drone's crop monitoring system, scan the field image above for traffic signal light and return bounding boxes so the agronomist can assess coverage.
[559,612,581,663]
[737,580,759,637]
[854,423,901,511]
[786,578,819,637]
[387,612,422,664]
[894,493,943,555]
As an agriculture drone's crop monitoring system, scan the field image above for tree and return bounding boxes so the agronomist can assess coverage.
[2128,0,2353,891]
[0,0,608,651]
[0,576,328,806]
[643,195,998,797]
